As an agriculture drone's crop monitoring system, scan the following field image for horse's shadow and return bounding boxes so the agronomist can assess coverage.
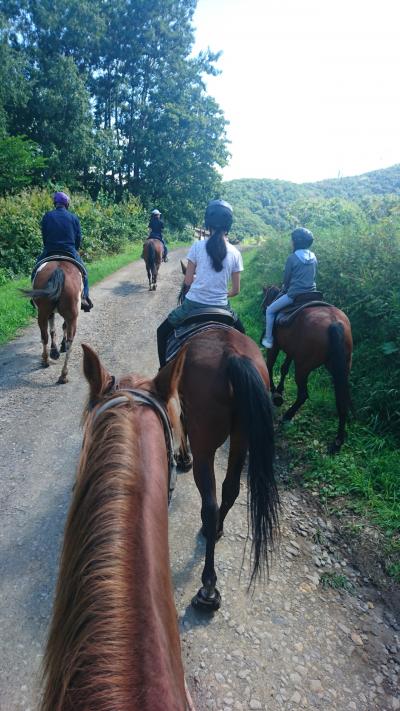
[111,281,144,297]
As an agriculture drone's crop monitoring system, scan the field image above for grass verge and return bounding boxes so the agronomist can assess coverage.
[236,248,400,584]
[0,239,187,345]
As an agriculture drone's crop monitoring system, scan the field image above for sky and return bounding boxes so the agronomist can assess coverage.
[192,0,400,183]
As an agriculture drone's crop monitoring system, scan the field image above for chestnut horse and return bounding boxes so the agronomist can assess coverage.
[143,238,163,290]
[22,261,82,383]
[40,343,192,711]
[261,286,353,453]
[156,327,279,611]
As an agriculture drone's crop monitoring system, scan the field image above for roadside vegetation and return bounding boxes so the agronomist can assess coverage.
[236,227,400,583]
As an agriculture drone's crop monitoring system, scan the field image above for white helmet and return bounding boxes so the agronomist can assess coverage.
[152,209,161,215]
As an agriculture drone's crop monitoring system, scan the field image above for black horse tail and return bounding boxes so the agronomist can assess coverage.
[21,267,65,304]
[328,322,351,418]
[226,354,279,585]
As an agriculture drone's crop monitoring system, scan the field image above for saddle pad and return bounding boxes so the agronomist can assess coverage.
[166,322,232,363]
[275,301,333,328]
[34,255,87,277]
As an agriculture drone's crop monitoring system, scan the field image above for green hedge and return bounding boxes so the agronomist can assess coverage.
[251,202,400,439]
[0,188,149,282]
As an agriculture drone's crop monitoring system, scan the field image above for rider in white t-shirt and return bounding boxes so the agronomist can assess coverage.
[157,200,245,367]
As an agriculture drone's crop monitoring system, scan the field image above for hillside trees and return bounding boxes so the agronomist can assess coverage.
[0,0,228,224]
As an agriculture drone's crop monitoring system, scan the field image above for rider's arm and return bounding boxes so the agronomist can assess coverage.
[74,217,82,250]
[184,259,196,287]
[228,271,240,298]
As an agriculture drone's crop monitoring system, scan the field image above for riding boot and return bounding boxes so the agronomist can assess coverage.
[81,296,94,312]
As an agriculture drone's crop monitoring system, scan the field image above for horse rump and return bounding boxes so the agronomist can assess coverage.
[21,266,65,304]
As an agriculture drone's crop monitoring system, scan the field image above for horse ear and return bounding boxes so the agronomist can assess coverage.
[180,259,187,275]
[81,343,112,398]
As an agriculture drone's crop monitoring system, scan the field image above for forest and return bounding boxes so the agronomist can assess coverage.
[0,0,228,228]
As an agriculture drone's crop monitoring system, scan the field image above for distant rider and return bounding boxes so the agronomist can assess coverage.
[156,199,245,367]
[147,209,168,262]
[262,227,317,349]
[31,191,93,312]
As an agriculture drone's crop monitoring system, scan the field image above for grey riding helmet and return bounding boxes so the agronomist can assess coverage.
[291,227,314,249]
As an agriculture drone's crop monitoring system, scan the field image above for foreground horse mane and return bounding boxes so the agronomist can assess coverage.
[41,347,185,711]
[42,406,146,710]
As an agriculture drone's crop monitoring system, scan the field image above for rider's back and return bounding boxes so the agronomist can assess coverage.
[41,208,81,255]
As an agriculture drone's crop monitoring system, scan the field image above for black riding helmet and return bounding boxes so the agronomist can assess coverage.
[291,227,314,249]
[204,199,233,233]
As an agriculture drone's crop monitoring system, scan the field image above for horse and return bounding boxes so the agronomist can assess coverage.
[143,238,163,290]
[40,343,193,711]
[261,285,353,453]
[156,327,280,611]
[22,260,82,383]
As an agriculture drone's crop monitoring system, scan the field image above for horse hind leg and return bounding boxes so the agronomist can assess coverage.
[58,318,77,384]
[191,453,221,612]
[49,314,60,360]
[273,355,292,406]
[38,312,50,367]
[60,321,67,352]
[217,426,247,539]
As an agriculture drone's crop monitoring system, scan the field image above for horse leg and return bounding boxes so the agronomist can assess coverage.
[217,427,247,539]
[191,453,221,611]
[266,345,281,403]
[176,414,192,472]
[282,366,309,422]
[38,312,50,367]
[60,321,67,352]
[58,318,77,384]
[146,267,152,290]
[49,314,60,360]
[274,355,292,406]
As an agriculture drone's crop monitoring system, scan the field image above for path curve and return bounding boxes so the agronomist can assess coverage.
[0,251,398,710]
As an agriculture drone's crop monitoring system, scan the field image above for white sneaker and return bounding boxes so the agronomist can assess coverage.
[262,337,274,349]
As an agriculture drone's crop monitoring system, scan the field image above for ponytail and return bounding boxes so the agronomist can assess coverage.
[206,229,227,272]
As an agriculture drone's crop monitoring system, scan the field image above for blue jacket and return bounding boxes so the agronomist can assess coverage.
[41,207,82,255]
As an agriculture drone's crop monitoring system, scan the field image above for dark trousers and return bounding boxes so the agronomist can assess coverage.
[32,250,89,298]
[157,316,246,368]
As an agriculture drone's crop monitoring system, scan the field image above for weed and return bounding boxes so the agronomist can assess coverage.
[320,572,354,593]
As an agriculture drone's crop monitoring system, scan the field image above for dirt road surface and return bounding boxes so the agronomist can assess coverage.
[0,251,399,710]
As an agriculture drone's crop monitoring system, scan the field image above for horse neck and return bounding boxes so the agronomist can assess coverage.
[41,406,186,711]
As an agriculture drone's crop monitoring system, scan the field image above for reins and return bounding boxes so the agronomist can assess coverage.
[90,382,177,505]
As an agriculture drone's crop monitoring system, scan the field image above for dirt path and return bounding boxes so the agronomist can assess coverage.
[0,251,399,710]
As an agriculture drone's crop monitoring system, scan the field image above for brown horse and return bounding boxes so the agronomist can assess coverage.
[22,261,82,383]
[156,327,279,611]
[261,285,353,453]
[143,238,163,290]
[40,343,192,711]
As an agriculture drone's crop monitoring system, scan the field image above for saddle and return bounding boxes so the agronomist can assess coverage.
[34,254,87,278]
[275,291,332,328]
[166,307,236,363]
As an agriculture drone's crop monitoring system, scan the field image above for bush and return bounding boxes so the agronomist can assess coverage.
[0,188,148,277]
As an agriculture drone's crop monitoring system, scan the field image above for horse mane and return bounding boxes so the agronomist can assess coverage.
[40,404,151,711]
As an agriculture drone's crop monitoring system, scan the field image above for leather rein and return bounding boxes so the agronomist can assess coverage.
[90,378,177,506]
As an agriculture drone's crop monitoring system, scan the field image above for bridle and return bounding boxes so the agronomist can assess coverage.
[90,378,177,505]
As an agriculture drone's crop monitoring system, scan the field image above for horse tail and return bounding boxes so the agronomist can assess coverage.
[226,354,279,584]
[328,321,351,416]
[22,267,65,305]
[146,240,156,272]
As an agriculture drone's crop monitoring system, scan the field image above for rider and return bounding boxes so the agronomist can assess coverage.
[31,191,93,312]
[261,227,317,349]
[157,199,245,368]
[147,209,168,262]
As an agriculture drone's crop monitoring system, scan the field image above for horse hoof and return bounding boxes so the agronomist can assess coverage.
[176,456,192,473]
[216,528,224,541]
[42,361,50,368]
[191,587,221,612]
[50,349,60,360]
[272,392,284,406]
[60,342,66,353]
[57,376,68,384]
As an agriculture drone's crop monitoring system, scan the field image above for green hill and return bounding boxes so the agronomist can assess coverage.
[222,164,400,238]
